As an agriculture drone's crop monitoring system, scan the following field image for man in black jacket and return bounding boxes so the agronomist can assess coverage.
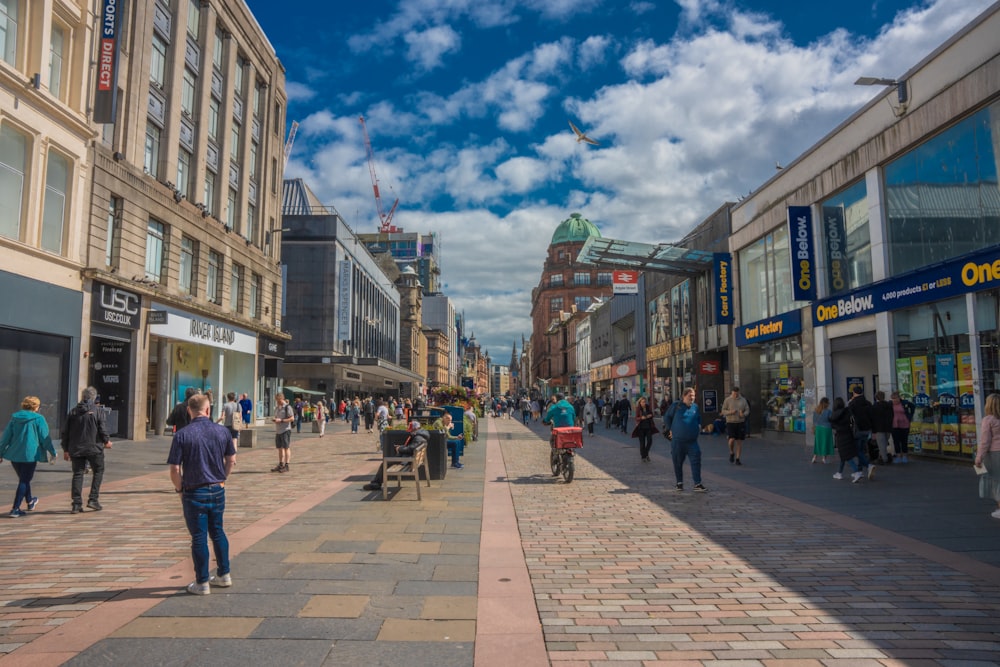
[363,421,429,491]
[61,387,112,513]
[167,387,201,432]
[848,386,875,480]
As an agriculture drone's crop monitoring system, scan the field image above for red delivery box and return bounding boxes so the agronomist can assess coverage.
[552,427,583,449]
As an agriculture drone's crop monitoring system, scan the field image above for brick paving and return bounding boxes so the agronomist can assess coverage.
[3,415,1000,665]
[494,417,1000,665]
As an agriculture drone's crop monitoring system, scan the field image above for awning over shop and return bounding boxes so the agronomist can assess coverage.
[282,385,327,398]
[577,237,716,277]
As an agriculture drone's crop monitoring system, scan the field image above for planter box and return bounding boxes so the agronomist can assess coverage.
[238,429,258,449]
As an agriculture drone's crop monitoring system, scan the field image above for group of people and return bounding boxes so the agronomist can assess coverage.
[811,387,914,483]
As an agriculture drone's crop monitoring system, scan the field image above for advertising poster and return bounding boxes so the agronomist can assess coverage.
[670,284,681,338]
[896,358,913,397]
[702,389,717,413]
[846,376,864,397]
[911,356,930,407]
[960,420,978,455]
[787,206,816,301]
[649,293,670,345]
[935,353,958,453]
[680,280,690,337]
[779,364,789,389]
[921,423,940,451]
[957,352,974,401]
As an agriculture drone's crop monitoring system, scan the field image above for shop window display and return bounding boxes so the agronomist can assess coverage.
[760,339,805,433]
[893,296,972,458]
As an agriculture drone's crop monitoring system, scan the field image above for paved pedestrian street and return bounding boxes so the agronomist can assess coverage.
[1,416,999,666]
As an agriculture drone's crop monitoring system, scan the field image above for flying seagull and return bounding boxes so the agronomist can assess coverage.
[569,120,599,146]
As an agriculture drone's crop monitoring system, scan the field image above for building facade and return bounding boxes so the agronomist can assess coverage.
[423,293,458,387]
[0,0,94,436]
[529,212,613,396]
[730,3,1000,455]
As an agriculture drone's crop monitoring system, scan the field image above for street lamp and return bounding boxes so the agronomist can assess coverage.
[855,76,909,105]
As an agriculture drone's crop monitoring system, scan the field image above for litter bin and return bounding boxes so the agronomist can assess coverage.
[239,429,257,448]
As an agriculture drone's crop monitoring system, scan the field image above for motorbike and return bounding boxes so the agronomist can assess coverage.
[549,426,583,483]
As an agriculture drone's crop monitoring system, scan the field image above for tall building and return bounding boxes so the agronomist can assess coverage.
[280,179,423,400]
[529,213,613,396]
[0,0,95,436]
[423,293,458,387]
[357,230,441,295]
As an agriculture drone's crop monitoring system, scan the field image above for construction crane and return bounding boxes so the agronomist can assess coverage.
[359,115,400,233]
[283,120,299,170]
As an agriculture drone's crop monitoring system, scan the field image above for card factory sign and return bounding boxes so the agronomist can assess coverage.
[148,304,257,354]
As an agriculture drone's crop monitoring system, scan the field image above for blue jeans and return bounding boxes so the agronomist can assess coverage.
[854,431,871,469]
[447,440,464,466]
[10,461,37,510]
[182,484,230,584]
[671,440,702,485]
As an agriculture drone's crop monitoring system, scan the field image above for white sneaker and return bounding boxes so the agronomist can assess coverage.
[991,509,1000,520]
[832,472,843,480]
[867,466,876,480]
[186,581,210,595]
[210,573,232,587]
[851,471,864,483]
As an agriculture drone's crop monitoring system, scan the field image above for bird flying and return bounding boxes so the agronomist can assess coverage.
[569,121,599,146]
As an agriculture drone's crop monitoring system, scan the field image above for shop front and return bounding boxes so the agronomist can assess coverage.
[257,335,285,423]
[591,362,612,401]
[0,270,81,437]
[612,359,639,401]
[88,282,140,437]
[812,245,1000,460]
[147,305,257,434]
[736,310,806,436]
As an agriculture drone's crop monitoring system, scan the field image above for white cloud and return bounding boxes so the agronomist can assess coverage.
[404,24,462,71]
[578,35,612,70]
[284,81,316,103]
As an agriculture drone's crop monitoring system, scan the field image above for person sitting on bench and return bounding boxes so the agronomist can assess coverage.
[363,421,429,491]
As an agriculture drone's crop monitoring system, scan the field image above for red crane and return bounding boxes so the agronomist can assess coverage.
[359,116,400,233]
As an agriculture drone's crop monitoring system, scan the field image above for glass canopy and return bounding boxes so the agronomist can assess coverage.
[576,237,716,276]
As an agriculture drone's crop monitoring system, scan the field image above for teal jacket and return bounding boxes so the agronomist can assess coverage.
[0,410,56,463]
[544,400,577,428]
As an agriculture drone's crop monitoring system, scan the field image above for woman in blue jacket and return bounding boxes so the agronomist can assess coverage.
[663,388,707,492]
[0,396,57,517]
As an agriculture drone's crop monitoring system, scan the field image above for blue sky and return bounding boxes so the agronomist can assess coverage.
[244,0,992,360]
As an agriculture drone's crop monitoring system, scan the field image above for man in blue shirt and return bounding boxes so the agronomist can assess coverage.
[168,394,237,595]
[663,387,707,493]
[544,394,577,427]
[238,393,253,427]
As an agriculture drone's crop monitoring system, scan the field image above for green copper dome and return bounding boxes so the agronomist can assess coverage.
[550,212,601,245]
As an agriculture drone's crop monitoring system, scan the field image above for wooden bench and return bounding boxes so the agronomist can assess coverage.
[382,442,431,500]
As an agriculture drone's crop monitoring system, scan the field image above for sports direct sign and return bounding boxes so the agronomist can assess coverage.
[612,270,639,294]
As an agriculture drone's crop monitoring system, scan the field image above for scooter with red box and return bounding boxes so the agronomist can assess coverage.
[549,426,583,483]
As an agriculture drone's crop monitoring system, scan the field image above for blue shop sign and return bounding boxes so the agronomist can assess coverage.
[714,253,733,324]
[736,310,802,347]
[788,206,816,302]
[812,244,1000,327]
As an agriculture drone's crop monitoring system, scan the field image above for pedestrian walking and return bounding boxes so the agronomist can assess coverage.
[238,393,253,427]
[615,391,632,433]
[811,397,833,464]
[217,392,241,450]
[830,397,864,482]
[272,394,295,473]
[0,396,57,517]
[349,399,361,434]
[871,390,894,464]
[663,388,707,492]
[167,393,236,595]
[293,397,304,433]
[582,397,598,436]
[631,396,658,462]
[314,399,327,436]
[976,393,1000,519]
[166,387,201,432]
[602,400,613,429]
[848,386,875,479]
[363,397,375,433]
[62,387,113,513]
[722,387,749,465]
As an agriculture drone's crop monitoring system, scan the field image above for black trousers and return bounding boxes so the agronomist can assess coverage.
[71,452,105,505]
[637,430,654,459]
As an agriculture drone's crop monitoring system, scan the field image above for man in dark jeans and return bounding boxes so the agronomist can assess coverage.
[848,386,875,480]
[363,421,429,491]
[61,387,112,513]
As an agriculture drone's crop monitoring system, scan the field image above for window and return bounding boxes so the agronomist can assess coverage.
[249,273,261,318]
[176,148,191,198]
[253,81,263,117]
[0,123,27,240]
[203,170,216,214]
[49,24,65,100]
[738,224,803,323]
[820,179,872,295]
[549,274,564,287]
[181,68,196,116]
[230,125,240,160]
[574,272,591,286]
[234,55,245,95]
[179,236,195,294]
[207,97,219,141]
[145,219,166,283]
[213,27,224,70]
[105,196,121,268]
[207,250,221,303]
[150,34,167,88]
[597,271,613,286]
[271,157,278,193]
[246,203,256,244]
[249,140,258,177]
[144,123,160,176]
[230,263,243,313]
[41,151,69,254]
[0,0,18,66]
[575,296,591,311]
[273,101,282,135]
[226,188,236,230]
[550,296,563,312]
[186,0,200,39]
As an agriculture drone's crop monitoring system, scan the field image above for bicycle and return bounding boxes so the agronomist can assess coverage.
[549,426,582,483]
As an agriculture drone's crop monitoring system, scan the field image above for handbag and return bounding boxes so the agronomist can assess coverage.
[232,408,244,431]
